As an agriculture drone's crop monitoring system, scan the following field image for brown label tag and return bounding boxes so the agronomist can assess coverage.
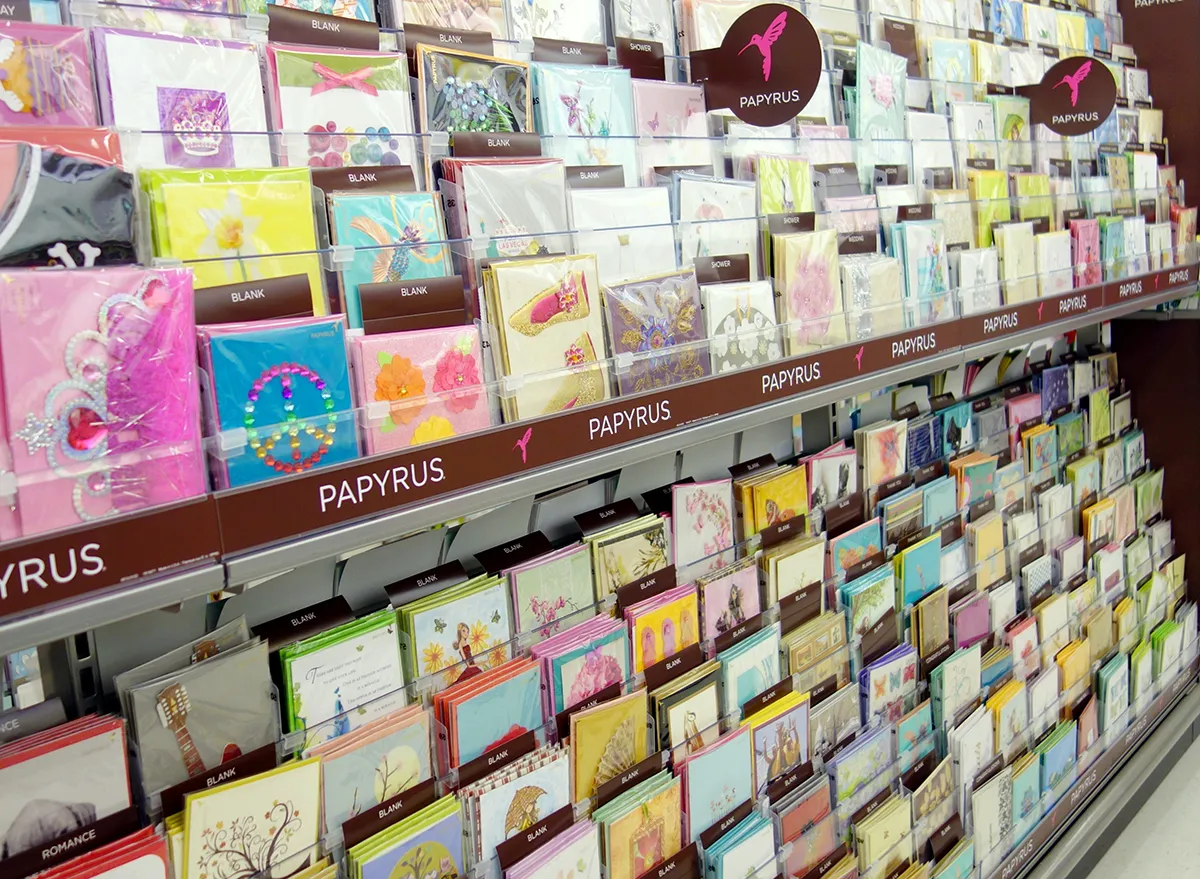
[949,577,976,606]
[615,565,677,613]
[966,157,997,171]
[877,472,914,504]
[850,786,894,827]
[556,681,622,740]
[252,595,355,651]
[779,583,822,635]
[861,609,899,667]
[359,275,466,333]
[532,37,609,64]
[897,524,933,553]
[0,697,66,745]
[0,807,140,879]
[267,5,379,49]
[699,800,753,848]
[457,729,537,788]
[694,253,752,285]
[969,495,996,522]
[799,845,848,879]
[714,609,766,655]
[615,37,666,80]
[452,131,542,157]
[972,753,1006,790]
[403,23,493,70]
[822,490,865,537]
[653,164,715,178]
[594,751,666,808]
[898,204,933,222]
[313,164,416,194]
[0,0,31,20]
[809,675,838,706]
[564,164,626,189]
[647,842,699,879]
[914,460,946,486]
[900,751,937,792]
[968,27,994,41]
[928,814,964,861]
[495,805,574,869]
[342,776,438,849]
[642,477,693,515]
[845,550,887,582]
[1019,540,1047,571]
[645,642,704,691]
[161,744,277,818]
[576,498,640,536]
[729,453,776,480]
[761,514,805,549]
[1048,158,1073,178]
[767,212,818,235]
[386,559,469,607]
[766,759,814,801]
[941,516,964,547]
[475,531,553,575]
[741,675,794,719]
[0,498,220,623]
[920,639,953,676]
[884,862,912,879]
[837,231,877,255]
[875,164,909,185]
[893,402,920,420]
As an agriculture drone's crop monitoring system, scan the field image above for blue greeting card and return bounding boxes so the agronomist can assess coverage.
[454,663,544,765]
[1040,722,1078,792]
[923,476,957,528]
[1040,365,1070,413]
[322,712,432,831]
[683,727,753,839]
[941,401,974,456]
[1011,756,1041,843]
[330,192,451,329]
[205,317,359,488]
[901,535,942,607]
[896,700,932,755]
[358,800,464,879]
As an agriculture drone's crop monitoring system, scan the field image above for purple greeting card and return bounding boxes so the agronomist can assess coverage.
[0,22,97,127]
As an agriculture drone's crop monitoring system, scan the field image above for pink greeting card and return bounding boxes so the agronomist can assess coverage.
[0,22,97,127]
[350,325,492,454]
[0,267,205,537]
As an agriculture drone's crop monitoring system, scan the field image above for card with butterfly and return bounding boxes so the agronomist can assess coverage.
[483,253,611,422]
[862,645,919,723]
[266,45,418,172]
[603,270,710,395]
[534,63,637,183]
[630,81,709,184]
[0,22,96,127]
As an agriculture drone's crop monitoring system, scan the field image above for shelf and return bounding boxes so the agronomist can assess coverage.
[1024,671,1200,879]
[0,263,1193,643]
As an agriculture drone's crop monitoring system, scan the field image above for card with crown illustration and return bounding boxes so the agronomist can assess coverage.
[92,29,270,169]
[0,22,97,127]
[266,45,418,173]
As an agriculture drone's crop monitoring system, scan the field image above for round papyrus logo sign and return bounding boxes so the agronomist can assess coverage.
[689,3,822,127]
[1021,55,1117,137]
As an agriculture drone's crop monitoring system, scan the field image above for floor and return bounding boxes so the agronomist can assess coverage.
[1085,735,1200,878]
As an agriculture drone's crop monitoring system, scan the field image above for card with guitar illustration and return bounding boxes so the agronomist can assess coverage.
[128,639,275,797]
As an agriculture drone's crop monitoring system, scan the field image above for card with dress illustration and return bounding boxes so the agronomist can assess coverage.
[672,479,735,572]
[397,575,514,684]
[604,270,709,395]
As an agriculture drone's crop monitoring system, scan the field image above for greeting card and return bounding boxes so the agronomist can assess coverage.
[142,167,325,311]
[604,270,709,394]
[675,175,759,279]
[451,661,544,766]
[92,29,271,169]
[569,187,677,285]
[534,64,637,182]
[699,560,761,642]
[509,0,604,41]
[757,154,815,215]
[672,479,735,572]
[0,267,205,536]
[263,0,374,21]
[855,42,907,140]
[603,775,682,879]
[402,0,505,35]
[484,253,610,421]
[702,281,782,373]
[0,23,95,127]
[778,229,844,354]
[570,690,649,801]
[397,575,514,684]
[543,623,629,715]
[200,316,358,488]
[417,46,530,136]
[628,586,700,672]
[630,80,709,183]
[680,726,753,839]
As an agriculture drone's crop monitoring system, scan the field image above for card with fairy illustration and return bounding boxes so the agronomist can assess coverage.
[330,192,452,328]
[680,726,753,838]
[698,559,760,642]
[533,63,637,183]
[603,270,710,395]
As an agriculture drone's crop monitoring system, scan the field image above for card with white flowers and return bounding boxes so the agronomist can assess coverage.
[702,281,782,374]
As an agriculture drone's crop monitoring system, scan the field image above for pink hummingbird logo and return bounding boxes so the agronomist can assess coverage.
[738,10,788,82]
[1038,301,1045,320]
[513,427,533,464]
[854,346,865,372]
[1052,60,1092,107]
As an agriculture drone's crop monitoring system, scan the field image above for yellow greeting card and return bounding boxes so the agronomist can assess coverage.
[569,690,649,801]
[606,776,683,879]
[146,169,326,314]
[751,467,810,535]
[630,591,700,673]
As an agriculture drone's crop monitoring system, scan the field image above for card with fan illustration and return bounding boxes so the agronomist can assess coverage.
[533,63,637,183]
[311,705,431,833]
[330,192,452,329]
[603,270,709,395]
[777,229,845,355]
[181,759,322,879]
[266,46,416,171]
[129,640,275,797]
[484,253,611,422]
[569,690,649,802]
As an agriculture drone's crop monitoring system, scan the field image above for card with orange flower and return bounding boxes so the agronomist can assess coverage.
[351,326,493,455]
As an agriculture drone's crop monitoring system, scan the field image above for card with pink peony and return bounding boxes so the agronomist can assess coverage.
[350,325,492,455]
[777,229,846,355]
[546,622,629,716]
[672,479,735,573]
